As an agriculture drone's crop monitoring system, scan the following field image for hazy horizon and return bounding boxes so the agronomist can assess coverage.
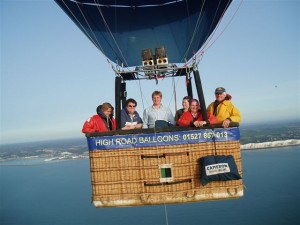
[1,119,299,146]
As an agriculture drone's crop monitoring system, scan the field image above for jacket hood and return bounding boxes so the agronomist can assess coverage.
[214,93,232,104]
[96,105,106,118]
[225,93,232,100]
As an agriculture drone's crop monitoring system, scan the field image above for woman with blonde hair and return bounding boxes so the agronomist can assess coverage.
[82,102,116,133]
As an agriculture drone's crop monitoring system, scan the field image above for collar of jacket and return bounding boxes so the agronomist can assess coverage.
[215,99,231,106]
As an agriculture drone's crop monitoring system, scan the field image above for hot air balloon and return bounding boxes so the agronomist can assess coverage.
[55,0,243,207]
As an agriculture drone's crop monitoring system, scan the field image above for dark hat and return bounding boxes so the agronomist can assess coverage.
[215,87,226,94]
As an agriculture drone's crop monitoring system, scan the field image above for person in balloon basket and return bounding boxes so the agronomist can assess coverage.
[174,96,192,125]
[206,87,241,128]
[121,98,143,130]
[178,99,217,127]
[82,102,116,133]
[142,91,175,128]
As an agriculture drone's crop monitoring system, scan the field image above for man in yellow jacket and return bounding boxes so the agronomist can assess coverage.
[207,87,241,128]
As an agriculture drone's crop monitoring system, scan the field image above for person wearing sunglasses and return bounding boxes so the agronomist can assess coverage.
[121,98,143,130]
[207,87,241,128]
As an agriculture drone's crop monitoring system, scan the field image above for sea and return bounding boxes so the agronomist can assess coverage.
[0,145,299,225]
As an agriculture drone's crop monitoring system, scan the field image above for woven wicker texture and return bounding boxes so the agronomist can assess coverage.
[89,140,243,207]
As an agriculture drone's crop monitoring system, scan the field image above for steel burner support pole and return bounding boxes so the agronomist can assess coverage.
[193,70,208,122]
[115,76,126,130]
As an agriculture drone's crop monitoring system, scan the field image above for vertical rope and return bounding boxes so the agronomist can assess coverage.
[152,126,170,225]
[173,76,178,113]
[211,126,218,156]
[164,203,170,225]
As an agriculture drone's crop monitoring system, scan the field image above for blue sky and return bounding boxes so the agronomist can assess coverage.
[1,0,299,144]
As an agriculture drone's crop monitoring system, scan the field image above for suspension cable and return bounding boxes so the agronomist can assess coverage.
[201,0,243,54]
[186,0,243,66]
[93,0,129,67]
[180,0,206,62]
[61,0,102,52]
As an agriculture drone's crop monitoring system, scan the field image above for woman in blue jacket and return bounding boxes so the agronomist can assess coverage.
[121,98,143,130]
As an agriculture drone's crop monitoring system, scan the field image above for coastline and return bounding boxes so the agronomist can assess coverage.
[0,139,299,166]
[241,139,300,150]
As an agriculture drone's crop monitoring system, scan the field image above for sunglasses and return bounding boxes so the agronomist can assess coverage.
[128,105,136,108]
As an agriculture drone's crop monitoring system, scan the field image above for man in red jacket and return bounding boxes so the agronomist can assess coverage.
[82,102,116,133]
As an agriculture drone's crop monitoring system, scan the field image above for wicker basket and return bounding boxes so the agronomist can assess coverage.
[87,126,243,207]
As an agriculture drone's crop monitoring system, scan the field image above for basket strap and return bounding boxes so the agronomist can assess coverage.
[211,126,218,155]
[141,152,189,159]
[144,179,192,186]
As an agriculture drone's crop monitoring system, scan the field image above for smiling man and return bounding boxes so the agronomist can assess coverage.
[206,87,241,128]
[142,91,175,128]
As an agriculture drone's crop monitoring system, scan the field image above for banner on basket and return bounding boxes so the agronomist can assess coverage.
[87,127,240,151]
[87,128,240,151]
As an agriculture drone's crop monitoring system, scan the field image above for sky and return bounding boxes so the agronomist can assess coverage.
[1,0,299,145]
